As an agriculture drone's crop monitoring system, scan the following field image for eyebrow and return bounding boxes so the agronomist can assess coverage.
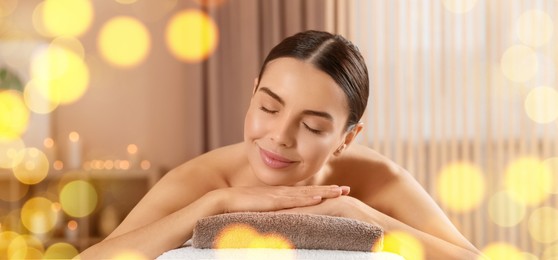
[258,87,334,122]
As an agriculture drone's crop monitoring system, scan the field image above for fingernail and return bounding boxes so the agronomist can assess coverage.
[313,195,322,200]
[341,186,350,193]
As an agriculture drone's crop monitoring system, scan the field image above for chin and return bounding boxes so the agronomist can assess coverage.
[253,168,298,186]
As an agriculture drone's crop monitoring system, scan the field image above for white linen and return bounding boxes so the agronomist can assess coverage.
[157,245,404,260]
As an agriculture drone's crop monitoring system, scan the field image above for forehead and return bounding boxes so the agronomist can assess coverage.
[259,58,349,119]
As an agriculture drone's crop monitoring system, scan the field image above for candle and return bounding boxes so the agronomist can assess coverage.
[66,132,82,170]
[127,144,140,169]
[65,220,79,243]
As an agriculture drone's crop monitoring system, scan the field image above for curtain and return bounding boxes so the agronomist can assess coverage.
[202,0,337,151]
[353,0,558,257]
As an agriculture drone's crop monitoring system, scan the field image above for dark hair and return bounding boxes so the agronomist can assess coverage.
[256,30,369,131]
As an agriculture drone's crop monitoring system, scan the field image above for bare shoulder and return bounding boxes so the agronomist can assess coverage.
[106,143,244,239]
[328,143,410,213]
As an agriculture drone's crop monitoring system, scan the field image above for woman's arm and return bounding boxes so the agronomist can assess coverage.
[79,163,349,259]
[79,190,221,259]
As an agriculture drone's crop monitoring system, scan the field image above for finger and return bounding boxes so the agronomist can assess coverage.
[293,185,344,199]
[341,186,350,195]
[277,194,323,209]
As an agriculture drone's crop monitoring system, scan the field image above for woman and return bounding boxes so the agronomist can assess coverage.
[81,30,482,259]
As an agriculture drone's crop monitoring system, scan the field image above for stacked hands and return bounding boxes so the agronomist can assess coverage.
[208,185,384,228]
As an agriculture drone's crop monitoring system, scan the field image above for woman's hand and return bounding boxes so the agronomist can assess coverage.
[276,195,387,228]
[211,185,350,214]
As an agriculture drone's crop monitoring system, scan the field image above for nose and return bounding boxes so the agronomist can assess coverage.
[270,116,296,148]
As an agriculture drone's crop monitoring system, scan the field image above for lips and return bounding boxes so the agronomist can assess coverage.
[259,147,297,169]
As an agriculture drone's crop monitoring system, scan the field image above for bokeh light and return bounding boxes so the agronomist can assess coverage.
[12,147,49,185]
[524,86,558,124]
[543,157,558,194]
[0,90,30,140]
[480,242,525,260]
[30,44,90,105]
[127,144,138,154]
[20,197,58,234]
[516,10,554,48]
[23,80,60,114]
[442,0,479,13]
[7,234,45,259]
[436,162,486,212]
[42,0,93,37]
[215,223,293,249]
[166,9,219,62]
[43,242,79,259]
[59,180,98,217]
[112,250,148,260]
[528,207,558,244]
[501,45,538,83]
[376,231,424,260]
[0,231,20,259]
[98,16,151,68]
[0,137,24,168]
[32,2,51,37]
[488,191,526,227]
[504,157,553,206]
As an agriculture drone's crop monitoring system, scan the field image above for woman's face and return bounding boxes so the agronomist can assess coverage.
[244,57,350,186]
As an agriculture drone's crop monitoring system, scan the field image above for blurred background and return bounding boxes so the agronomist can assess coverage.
[0,0,557,259]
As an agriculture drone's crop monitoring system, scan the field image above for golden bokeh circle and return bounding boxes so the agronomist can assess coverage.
[43,242,79,259]
[112,250,148,260]
[378,231,424,260]
[7,234,44,260]
[12,147,49,185]
[0,90,30,140]
[481,242,524,260]
[488,191,526,227]
[23,80,60,114]
[20,197,58,234]
[0,231,20,259]
[0,137,24,169]
[98,16,151,68]
[501,45,538,83]
[504,157,553,206]
[30,44,90,105]
[436,162,486,212]
[42,0,93,37]
[166,9,219,62]
[528,206,558,244]
[516,9,554,48]
[59,180,98,217]
[524,86,558,124]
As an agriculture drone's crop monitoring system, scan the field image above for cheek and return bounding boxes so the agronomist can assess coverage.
[298,138,336,164]
[244,108,267,141]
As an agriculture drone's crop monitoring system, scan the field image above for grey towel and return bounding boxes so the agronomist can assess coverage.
[192,212,383,252]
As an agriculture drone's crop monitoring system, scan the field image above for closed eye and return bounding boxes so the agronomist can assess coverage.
[259,106,278,114]
[303,123,322,134]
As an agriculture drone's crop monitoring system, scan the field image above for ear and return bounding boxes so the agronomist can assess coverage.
[252,78,259,95]
[334,122,364,156]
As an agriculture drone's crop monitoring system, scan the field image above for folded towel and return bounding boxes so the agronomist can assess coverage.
[192,212,383,252]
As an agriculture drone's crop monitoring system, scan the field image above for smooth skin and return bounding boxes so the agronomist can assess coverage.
[80,58,484,259]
